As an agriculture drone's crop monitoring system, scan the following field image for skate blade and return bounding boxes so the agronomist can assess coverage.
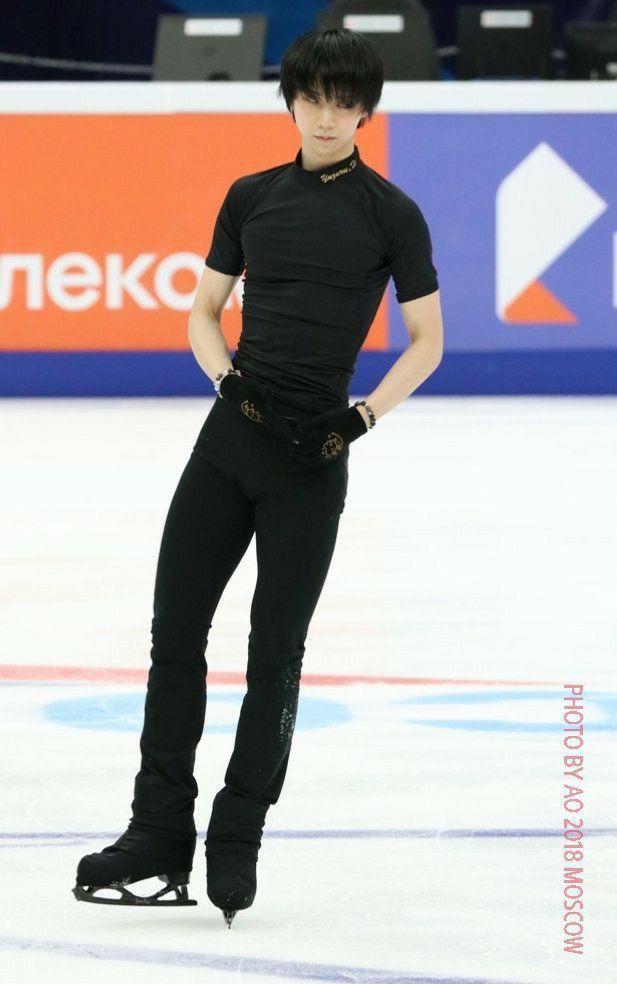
[72,879,197,906]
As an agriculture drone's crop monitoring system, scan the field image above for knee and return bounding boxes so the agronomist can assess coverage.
[246,648,303,691]
[150,612,212,663]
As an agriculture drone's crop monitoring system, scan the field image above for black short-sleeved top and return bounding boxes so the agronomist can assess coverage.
[205,142,438,412]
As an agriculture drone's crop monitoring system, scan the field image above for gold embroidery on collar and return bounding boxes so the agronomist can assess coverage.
[320,158,357,184]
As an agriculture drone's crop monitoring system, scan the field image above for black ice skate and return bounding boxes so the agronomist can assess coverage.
[73,827,198,906]
[206,848,258,927]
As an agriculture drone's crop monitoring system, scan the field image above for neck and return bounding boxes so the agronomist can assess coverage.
[299,136,356,172]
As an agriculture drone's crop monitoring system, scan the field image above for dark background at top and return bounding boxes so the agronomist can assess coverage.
[0,0,614,80]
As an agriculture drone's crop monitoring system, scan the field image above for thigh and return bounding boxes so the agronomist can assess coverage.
[249,454,349,646]
[153,448,255,627]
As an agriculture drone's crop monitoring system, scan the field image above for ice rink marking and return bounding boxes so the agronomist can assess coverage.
[0,934,542,984]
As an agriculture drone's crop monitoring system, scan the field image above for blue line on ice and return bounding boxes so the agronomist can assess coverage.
[0,934,539,984]
[1,828,615,846]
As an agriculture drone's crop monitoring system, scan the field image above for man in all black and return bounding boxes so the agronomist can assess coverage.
[207,135,438,414]
[73,27,441,927]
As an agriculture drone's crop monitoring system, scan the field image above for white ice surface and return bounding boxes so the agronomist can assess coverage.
[1,395,615,984]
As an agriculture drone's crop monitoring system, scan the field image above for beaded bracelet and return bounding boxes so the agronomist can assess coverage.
[213,367,241,395]
[353,399,376,429]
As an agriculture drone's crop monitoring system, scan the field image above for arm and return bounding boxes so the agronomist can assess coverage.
[188,264,241,383]
[355,288,443,428]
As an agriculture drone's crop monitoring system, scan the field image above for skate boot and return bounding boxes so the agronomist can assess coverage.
[73,827,197,906]
[206,847,258,927]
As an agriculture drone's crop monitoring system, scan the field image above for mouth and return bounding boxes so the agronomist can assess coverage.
[316,136,336,142]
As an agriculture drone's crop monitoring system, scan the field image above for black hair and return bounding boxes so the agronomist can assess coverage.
[277,28,384,127]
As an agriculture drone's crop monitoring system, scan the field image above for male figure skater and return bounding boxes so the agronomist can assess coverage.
[73,27,443,927]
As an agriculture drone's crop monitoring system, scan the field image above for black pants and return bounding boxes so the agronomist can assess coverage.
[129,393,349,860]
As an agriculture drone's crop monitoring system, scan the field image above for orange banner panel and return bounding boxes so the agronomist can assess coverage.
[0,113,388,352]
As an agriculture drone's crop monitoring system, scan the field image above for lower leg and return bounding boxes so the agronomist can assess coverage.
[129,447,255,838]
[205,652,302,858]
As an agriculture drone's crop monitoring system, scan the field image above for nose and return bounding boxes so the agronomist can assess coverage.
[315,105,336,129]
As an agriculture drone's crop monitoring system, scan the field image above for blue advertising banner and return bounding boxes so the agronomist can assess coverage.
[389,114,615,354]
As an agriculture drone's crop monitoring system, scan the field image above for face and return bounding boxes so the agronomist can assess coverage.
[291,89,367,154]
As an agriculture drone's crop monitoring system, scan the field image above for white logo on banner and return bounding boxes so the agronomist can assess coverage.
[496,142,608,323]
[0,252,208,312]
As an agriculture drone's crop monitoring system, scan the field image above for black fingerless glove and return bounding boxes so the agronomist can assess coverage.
[287,405,368,467]
[218,372,296,448]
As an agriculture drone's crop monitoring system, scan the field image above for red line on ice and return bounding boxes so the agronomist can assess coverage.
[0,664,555,686]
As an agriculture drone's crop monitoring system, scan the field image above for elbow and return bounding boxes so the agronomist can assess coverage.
[188,306,222,332]
[424,334,444,365]
[409,336,444,364]
[187,311,206,338]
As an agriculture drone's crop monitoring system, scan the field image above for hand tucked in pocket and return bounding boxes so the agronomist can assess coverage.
[287,405,368,466]
[218,372,297,449]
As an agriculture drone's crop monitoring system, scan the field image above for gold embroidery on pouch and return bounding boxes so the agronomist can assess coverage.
[321,432,344,459]
[320,158,357,184]
[240,400,263,423]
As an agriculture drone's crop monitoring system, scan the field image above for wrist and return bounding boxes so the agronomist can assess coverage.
[353,401,375,430]
[355,404,370,428]
[214,367,241,395]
